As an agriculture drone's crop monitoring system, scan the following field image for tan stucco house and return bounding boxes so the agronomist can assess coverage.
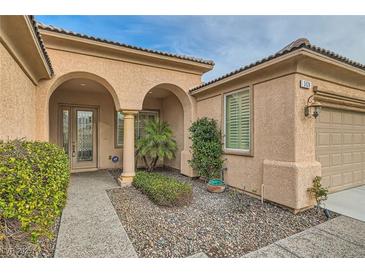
[1,16,365,212]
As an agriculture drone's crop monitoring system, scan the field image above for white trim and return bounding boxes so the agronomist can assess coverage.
[223,87,251,153]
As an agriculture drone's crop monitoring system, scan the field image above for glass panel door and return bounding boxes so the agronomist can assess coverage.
[76,110,94,162]
[61,108,70,155]
[59,106,98,171]
[71,107,97,170]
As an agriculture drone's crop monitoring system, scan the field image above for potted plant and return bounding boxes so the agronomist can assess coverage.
[188,117,225,192]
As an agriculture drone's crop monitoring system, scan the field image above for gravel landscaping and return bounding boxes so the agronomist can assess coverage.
[0,217,60,258]
[108,168,338,258]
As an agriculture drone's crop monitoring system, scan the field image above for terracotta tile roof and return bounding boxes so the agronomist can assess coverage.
[190,38,365,93]
[37,22,215,66]
[28,16,54,75]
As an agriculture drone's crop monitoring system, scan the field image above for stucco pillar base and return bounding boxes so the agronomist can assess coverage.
[180,150,197,177]
[263,159,321,211]
[118,173,135,187]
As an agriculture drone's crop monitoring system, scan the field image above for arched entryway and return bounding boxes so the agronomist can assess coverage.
[140,83,194,174]
[49,74,121,172]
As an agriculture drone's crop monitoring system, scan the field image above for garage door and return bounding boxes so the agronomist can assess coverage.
[315,107,365,192]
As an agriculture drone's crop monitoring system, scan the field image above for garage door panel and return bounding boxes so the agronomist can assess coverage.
[316,107,365,192]
[354,170,362,182]
[353,152,362,163]
[331,153,342,166]
[318,154,330,167]
[321,175,331,188]
[332,133,342,145]
[332,110,342,123]
[317,132,330,146]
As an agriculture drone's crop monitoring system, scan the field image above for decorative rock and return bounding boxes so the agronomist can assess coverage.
[107,168,338,258]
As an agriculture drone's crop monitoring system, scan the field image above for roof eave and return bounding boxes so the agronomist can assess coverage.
[190,49,305,95]
[190,46,365,95]
[27,16,54,77]
[37,23,214,69]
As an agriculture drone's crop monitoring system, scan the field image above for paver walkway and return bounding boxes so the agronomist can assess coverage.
[324,185,365,222]
[243,216,365,258]
[55,170,137,257]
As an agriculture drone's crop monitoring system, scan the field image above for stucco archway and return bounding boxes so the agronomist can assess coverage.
[48,72,123,171]
[141,83,195,176]
[48,71,120,110]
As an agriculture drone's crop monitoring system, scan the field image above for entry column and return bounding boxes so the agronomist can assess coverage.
[119,110,138,186]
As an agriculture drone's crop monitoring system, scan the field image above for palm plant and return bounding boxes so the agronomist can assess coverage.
[136,119,177,172]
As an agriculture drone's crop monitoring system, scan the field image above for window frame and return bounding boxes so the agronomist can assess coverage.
[135,110,159,140]
[223,87,254,156]
[114,111,125,148]
[114,109,160,148]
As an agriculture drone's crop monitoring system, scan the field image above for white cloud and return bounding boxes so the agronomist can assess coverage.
[140,16,365,81]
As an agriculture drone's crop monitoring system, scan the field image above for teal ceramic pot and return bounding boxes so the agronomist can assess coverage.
[207,179,225,193]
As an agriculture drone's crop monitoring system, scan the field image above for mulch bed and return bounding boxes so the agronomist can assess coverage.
[108,168,338,258]
[0,217,60,258]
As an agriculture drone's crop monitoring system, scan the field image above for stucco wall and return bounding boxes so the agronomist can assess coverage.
[49,87,122,169]
[195,61,365,211]
[196,74,297,195]
[162,94,184,169]
[0,43,37,140]
[141,94,184,170]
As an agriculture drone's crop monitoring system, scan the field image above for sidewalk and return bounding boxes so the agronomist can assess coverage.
[243,216,365,258]
[55,171,137,258]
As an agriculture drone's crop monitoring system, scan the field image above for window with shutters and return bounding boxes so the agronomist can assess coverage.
[224,88,251,153]
[115,110,159,147]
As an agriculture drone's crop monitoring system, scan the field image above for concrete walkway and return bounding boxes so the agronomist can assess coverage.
[243,216,365,258]
[325,185,365,222]
[55,170,137,258]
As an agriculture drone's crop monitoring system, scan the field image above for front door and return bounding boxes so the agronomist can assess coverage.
[60,106,98,171]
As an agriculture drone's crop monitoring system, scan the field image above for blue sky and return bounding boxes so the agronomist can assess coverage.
[36,16,365,81]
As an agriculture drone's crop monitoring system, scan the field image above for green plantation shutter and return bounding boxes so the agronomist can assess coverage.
[225,89,250,150]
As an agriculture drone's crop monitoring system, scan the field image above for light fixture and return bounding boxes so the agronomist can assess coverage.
[304,94,322,119]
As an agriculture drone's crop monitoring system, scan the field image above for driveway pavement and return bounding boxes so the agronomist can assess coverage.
[55,170,137,258]
[324,185,365,222]
[243,216,365,258]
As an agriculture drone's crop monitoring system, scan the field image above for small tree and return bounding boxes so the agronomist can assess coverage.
[308,176,329,210]
[136,119,177,172]
[189,117,223,182]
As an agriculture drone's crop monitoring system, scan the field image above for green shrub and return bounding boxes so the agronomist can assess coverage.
[308,176,328,209]
[0,139,70,242]
[189,117,224,181]
[133,171,192,206]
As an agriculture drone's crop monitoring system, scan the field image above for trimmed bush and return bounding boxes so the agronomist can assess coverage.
[189,117,224,181]
[0,139,70,242]
[133,171,192,206]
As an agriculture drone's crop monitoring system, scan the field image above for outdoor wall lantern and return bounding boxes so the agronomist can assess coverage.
[304,94,322,119]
